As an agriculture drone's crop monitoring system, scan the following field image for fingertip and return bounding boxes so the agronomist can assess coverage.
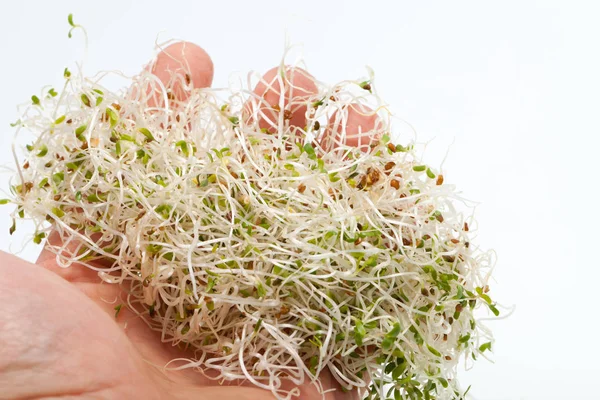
[151,41,214,100]
[321,104,382,152]
[249,66,318,133]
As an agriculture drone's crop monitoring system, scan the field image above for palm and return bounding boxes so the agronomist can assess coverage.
[0,249,346,399]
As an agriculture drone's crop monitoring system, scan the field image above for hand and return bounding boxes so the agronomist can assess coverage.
[0,41,377,400]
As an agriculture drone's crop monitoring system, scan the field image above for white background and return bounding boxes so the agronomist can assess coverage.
[1,1,599,399]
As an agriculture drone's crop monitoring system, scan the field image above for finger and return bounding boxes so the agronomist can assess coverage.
[319,103,382,152]
[246,66,318,134]
[150,41,214,102]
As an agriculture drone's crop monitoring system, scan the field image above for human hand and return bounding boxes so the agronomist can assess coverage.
[0,41,378,400]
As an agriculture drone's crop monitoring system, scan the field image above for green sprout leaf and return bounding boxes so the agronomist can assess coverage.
[256,282,266,298]
[31,95,40,106]
[114,304,122,318]
[475,287,492,304]
[0,199,10,205]
[426,168,436,179]
[9,219,16,235]
[303,143,317,160]
[427,345,441,357]
[413,165,427,172]
[36,145,48,157]
[254,318,263,334]
[138,127,154,142]
[68,13,75,27]
[106,108,118,127]
[52,172,64,185]
[488,303,500,316]
[48,88,58,97]
[33,232,46,245]
[176,141,190,157]
[64,67,71,78]
[54,115,66,125]
[479,342,492,352]
[81,94,91,107]
[354,320,366,346]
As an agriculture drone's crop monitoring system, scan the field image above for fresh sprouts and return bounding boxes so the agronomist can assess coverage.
[5,25,497,400]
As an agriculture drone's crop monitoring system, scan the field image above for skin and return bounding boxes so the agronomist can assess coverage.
[249,66,319,133]
[320,104,382,152]
[0,41,378,400]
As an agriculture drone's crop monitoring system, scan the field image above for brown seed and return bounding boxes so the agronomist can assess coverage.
[66,119,73,124]
[357,175,367,190]
[185,73,191,85]
[167,91,175,100]
[390,179,400,189]
[465,242,470,248]
[313,121,320,130]
[399,193,406,198]
[384,161,396,174]
[443,255,455,263]
[354,237,363,246]
[328,188,336,200]
[443,334,448,341]
[22,161,29,169]
[135,211,146,221]
[448,317,454,324]
[422,234,431,240]
[366,168,380,185]
[112,103,121,111]
[421,288,429,296]
[230,170,239,179]
[450,238,459,244]
[402,237,412,246]
[456,304,464,313]
[445,356,452,361]
[283,110,293,120]
[483,285,490,293]
[329,95,337,101]
[436,214,444,223]
[298,183,306,194]
[387,143,396,152]
[53,194,61,201]
[463,222,469,231]
[436,174,444,185]
[272,104,281,112]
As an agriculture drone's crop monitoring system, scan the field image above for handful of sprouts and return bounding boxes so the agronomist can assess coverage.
[5,22,497,400]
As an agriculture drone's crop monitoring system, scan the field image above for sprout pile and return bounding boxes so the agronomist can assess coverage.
[5,21,497,400]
